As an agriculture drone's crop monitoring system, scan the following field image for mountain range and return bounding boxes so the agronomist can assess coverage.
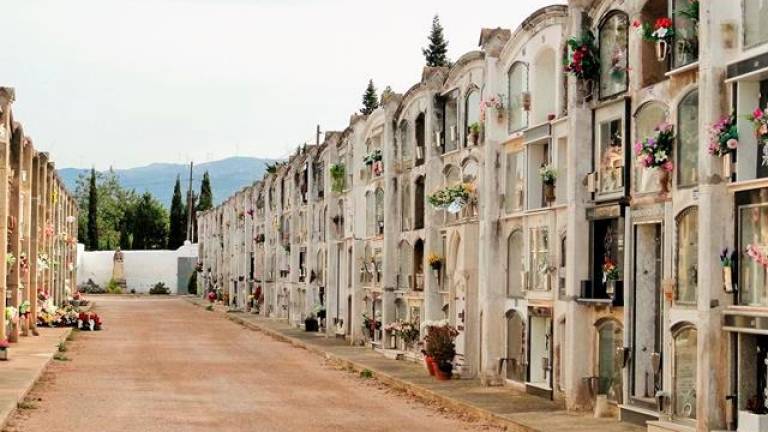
[58,156,274,208]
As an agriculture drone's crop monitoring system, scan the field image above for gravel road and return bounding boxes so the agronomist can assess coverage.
[4,296,492,432]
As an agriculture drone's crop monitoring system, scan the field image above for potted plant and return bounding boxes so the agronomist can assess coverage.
[539,165,557,203]
[424,322,459,380]
[427,183,475,214]
[565,31,600,97]
[740,394,768,432]
[427,252,443,279]
[634,122,675,194]
[602,257,620,296]
[329,163,345,193]
[468,122,481,145]
[634,17,675,62]
[708,114,738,178]
[480,94,506,122]
[750,106,768,169]
[0,339,8,361]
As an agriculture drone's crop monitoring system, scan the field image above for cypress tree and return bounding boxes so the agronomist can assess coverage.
[197,171,213,212]
[168,176,186,249]
[87,168,99,251]
[422,15,450,67]
[360,79,379,115]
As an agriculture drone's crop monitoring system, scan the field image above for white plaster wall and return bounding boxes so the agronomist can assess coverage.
[77,242,198,294]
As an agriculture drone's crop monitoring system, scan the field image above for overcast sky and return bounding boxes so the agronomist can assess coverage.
[5,0,562,169]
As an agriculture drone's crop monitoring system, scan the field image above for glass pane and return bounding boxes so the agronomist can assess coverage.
[676,208,698,304]
[740,204,768,306]
[598,322,624,402]
[444,92,459,152]
[674,328,697,419]
[677,91,699,187]
[745,0,768,47]
[599,14,629,98]
[400,122,410,161]
[505,152,525,213]
[508,63,528,132]
[466,90,481,131]
[672,0,699,68]
[599,118,624,195]
[507,231,523,297]
[634,104,667,193]
[530,227,550,291]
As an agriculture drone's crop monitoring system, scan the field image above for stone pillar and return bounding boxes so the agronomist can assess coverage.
[423,84,444,323]
[564,1,594,410]
[7,127,22,342]
[381,93,402,342]
[29,153,39,334]
[0,88,13,344]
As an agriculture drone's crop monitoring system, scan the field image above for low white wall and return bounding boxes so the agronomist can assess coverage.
[77,242,198,294]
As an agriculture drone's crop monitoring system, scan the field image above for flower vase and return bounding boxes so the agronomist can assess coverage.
[658,169,670,195]
[543,183,556,203]
[606,280,616,296]
[655,40,669,62]
[723,152,733,181]
[723,266,733,293]
[424,356,436,376]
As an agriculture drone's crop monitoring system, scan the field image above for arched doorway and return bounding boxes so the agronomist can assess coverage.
[506,309,526,382]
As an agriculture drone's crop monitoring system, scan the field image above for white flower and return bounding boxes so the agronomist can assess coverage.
[653,28,668,39]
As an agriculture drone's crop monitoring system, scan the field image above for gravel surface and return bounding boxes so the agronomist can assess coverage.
[4,296,495,432]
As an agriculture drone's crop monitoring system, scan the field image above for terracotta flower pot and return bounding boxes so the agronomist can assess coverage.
[424,356,436,376]
[434,363,453,381]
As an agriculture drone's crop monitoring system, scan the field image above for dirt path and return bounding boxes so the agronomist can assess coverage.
[4,296,493,432]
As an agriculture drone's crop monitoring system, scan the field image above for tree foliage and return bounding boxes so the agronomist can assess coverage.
[130,193,169,250]
[422,15,450,67]
[168,176,187,249]
[360,79,379,115]
[197,171,213,212]
[86,168,99,251]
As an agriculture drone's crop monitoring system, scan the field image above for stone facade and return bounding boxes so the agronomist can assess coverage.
[197,1,768,430]
[0,87,79,343]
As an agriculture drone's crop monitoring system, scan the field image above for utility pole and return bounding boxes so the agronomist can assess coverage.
[316,124,321,146]
[186,161,194,242]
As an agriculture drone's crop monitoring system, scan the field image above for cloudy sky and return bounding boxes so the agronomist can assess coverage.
[5,0,562,169]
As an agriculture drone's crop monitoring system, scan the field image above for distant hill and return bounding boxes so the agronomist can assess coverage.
[58,156,274,208]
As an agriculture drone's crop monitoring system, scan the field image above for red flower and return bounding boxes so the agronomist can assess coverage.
[632,19,641,28]
[654,17,672,30]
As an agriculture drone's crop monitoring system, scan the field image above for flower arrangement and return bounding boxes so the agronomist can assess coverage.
[479,94,505,121]
[634,122,675,172]
[254,233,265,243]
[329,163,346,193]
[564,31,600,82]
[539,165,557,185]
[708,115,738,157]
[602,257,620,282]
[361,312,381,334]
[78,311,102,331]
[424,322,459,376]
[363,149,383,166]
[19,300,30,317]
[384,319,421,349]
[37,253,50,271]
[426,252,443,271]
[427,183,475,212]
[44,224,54,238]
[5,252,15,269]
[750,106,768,141]
[746,244,768,268]
[634,17,675,43]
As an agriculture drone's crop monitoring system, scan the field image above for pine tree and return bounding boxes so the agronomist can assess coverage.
[197,171,213,212]
[168,176,187,249]
[422,15,450,67]
[87,168,99,251]
[360,79,379,115]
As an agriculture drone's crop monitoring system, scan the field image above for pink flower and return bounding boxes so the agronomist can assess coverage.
[754,107,764,120]
[633,142,643,155]
[662,161,674,172]
[727,139,738,149]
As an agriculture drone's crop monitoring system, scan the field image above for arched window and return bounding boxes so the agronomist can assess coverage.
[532,49,556,125]
[634,102,668,193]
[443,90,459,153]
[507,230,524,297]
[413,239,425,291]
[365,191,375,237]
[316,250,325,285]
[415,113,426,165]
[398,241,413,290]
[596,319,624,402]
[375,188,385,235]
[414,176,425,230]
[675,207,698,304]
[677,90,699,188]
[672,325,697,420]
[465,88,481,145]
[462,159,479,184]
[505,310,526,382]
[399,120,411,163]
[508,62,529,132]
[599,12,629,98]
[401,179,411,231]
[444,165,460,186]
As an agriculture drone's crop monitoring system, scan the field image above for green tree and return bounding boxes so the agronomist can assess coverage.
[360,79,379,115]
[197,171,213,212]
[422,15,450,67]
[86,168,99,251]
[131,192,169,250]
[168,176,187,249]
[75,168,139,250]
